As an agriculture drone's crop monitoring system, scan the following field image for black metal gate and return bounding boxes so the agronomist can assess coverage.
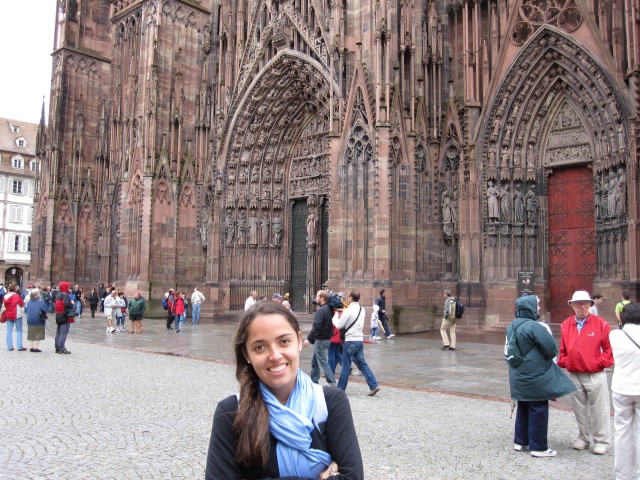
[290,201,309,311]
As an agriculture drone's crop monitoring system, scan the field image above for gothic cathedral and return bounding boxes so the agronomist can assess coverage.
[31,0,640,329]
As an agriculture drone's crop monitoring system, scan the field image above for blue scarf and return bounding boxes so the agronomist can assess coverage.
[259,370,332,478]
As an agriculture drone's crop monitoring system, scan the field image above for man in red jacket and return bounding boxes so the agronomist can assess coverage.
[558,290,614,455]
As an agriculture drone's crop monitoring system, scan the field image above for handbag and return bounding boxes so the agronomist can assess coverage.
[0,310,6,323]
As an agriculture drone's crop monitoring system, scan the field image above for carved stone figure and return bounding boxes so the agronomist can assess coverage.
[501,150,509,169]
[617,124,625,152]
[200,210,210,246]
[594,182,602,220]
[307,210,317,244]
[616,168,627,215]
[607,171,617,217]
[248,210,258,245]
[499,184,512,223]
[451,186,459,224]
[441,188,453,224]
[224,209,235,245]
[272,214,283,246]
[260,211,270,246]
[488,147,496,167]
[514,184,525,225]
[526,185,538,226]
[487,181,499,223]
[237,209,247,245]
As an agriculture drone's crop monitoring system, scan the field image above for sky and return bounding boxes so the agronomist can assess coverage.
[0,1,57,124]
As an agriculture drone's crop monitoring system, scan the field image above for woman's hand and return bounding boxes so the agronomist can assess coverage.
[318,462,339,479]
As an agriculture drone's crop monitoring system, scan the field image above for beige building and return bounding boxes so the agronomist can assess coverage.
[0,117,38,287]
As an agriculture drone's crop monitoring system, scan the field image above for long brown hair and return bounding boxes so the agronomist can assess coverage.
[232,301,301,466]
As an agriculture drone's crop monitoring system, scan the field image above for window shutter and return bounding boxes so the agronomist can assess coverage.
[20,235,29,253]
[8,234,16,252]
[16,206,23,223]
[0,177,5,193]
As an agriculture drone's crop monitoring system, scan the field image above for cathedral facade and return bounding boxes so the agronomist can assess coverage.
[31,0,640,330]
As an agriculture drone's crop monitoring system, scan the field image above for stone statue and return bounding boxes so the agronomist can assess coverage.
[514,184,525,225]
[200,210,210,246]
[617,124,625,152]
[237,209,247,245]
[499,184,512,223]
[306,210,317,244]
[248,210,258,245]
[616,168,627,215]
[594,182,602,220]
[441,188,453,224]
[487,181,499,223]
[607,171,617,217]
[260,212,270,246]
[525,185,538,226]
[451,186,459,224]
[224,209,235,245]
[272,214,283,246]
[488,147,496,167]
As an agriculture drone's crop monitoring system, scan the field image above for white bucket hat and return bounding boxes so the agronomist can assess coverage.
[568,290,594,306]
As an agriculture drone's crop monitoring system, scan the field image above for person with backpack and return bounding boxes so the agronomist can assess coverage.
[506,295,575,457]
[165,289,176,330]
[440,289,458,351]
[54,281,75,354]
[3,284,25,351]
[171,291,185,333]
[615,291,631,328]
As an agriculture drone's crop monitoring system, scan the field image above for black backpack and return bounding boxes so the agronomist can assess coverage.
[454,298,465,319]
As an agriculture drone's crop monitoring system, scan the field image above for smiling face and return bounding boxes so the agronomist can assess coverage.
[243,313,302,404]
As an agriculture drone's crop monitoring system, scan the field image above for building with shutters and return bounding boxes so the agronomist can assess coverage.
[30,1,640,331]
[0,117,38,287]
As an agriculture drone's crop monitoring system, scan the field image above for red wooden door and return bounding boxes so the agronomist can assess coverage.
[547,167,596,323]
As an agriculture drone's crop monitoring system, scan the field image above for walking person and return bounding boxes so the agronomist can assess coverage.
[610,301,640,479]
[103,288,117,333]
[3,284,25,351]
[165,289,176,330]
[41,286,52,314]
[440,289,457,350]
[558,290,614,455]
[374,288,395,338]
[205,301,364,480]
[370,304,381,341]
[615,292,631,328]
[127,292,146,334]
[191,287,205,324]
[507,295,576,457]
[333,290,381,396]
[26,289,48,353]
[303,290,336,385]
[88,288,99,318]
[54,282,75,354]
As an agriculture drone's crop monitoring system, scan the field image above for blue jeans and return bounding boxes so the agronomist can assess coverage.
[514,400,549,451]
[75,301,82,317]
[338,341,378,391]
[379,313,391,337]
[310,340,335,384]
[6,318,23,350]
[55,323,70,351]
[328,343,342,374]
[116,314,125,326]
[192,303,201,323]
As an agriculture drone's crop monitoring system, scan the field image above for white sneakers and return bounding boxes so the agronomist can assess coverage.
[572,439,589,450]
[513,444,527,452]
[531,449,557,458]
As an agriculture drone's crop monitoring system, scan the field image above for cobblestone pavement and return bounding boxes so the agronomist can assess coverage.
[1,317,617,479]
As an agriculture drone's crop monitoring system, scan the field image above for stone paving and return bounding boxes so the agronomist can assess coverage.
[0,316,618,479]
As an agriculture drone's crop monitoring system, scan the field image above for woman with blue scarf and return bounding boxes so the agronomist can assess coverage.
[206,302,364,479]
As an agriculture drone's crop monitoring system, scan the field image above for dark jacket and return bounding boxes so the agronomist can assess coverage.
[375,295,386,318]
[507,295,576,402]
[88,292,99,307]
[206,386,364,480]
[308,303,334,343]
[55,282,75,325]
[128,296,146,317]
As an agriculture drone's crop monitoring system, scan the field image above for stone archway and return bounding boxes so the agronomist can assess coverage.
[478,27,631,301]
[216,51,337,304]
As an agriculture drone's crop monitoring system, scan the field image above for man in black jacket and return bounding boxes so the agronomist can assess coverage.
[303,290,336,385]
[375,288,395,339]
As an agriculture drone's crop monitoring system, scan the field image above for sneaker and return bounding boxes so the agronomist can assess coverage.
[176,329,180,333]
[593,444,608,455]
[110,327,116,333]
[368,386,381,397]
[17,347,27,351]
[375,336,382,340]
[441,345,450,350]
[106,327,110,333]
[572,439,589,450]
[513,444,528,452]
[386,334,395,338]
[531,449,557,458]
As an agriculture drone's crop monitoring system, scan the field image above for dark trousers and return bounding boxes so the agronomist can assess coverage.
[55,323,70,351]
[514,400,549,451]
[166,310,174,328]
